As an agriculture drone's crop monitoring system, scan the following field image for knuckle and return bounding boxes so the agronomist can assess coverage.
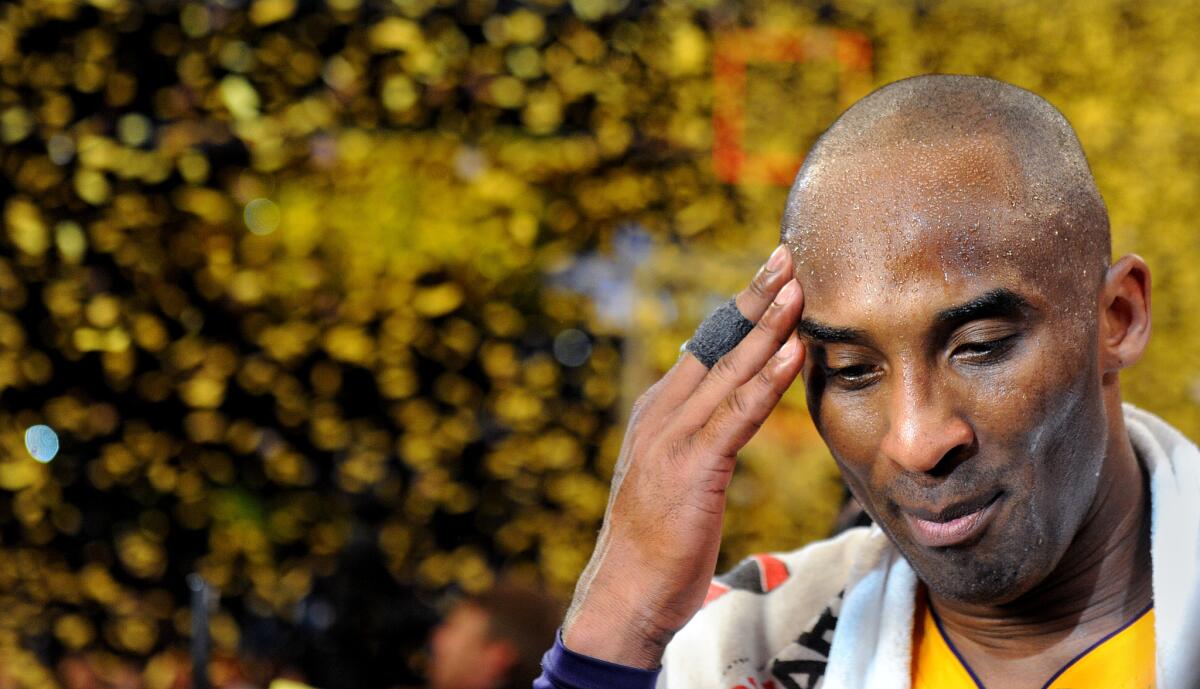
[747,272,770,299]
[745,413,767,435]
[751,322,782,351]
[663,439,692,472]
[757,301,789,335]
[752,314,776,338]
[692,423,721,457]
[727,388,752,418]
[709,354,739,384]
[762,366,791,399]
[755,366,776,391]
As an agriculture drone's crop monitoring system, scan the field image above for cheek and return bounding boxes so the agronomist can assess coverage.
[1019,346,1105,494]
[971,328,1100,463]
[808,386,888,503]
[962,329,1106,543]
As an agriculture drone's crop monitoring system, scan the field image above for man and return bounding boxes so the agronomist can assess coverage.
[425,583,561,689]
[535,75,1200,688]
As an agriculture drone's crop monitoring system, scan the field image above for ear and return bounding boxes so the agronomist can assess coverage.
[1099,254,1152,374]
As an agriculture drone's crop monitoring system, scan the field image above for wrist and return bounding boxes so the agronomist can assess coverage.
[562,588,676,669]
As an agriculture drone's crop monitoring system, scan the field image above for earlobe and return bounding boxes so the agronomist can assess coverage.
[1100,254,1152,373]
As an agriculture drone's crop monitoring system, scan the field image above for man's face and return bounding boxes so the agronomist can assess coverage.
[428,603,508,689]
[791,137,1109,604]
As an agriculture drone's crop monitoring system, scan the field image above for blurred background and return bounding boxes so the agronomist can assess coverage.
[1,0,1199,687]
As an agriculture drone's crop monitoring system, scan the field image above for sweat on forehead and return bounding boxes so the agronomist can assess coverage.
[780,74,1111,287]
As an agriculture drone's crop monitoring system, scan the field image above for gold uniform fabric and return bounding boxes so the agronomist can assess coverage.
[911,591,1156,689]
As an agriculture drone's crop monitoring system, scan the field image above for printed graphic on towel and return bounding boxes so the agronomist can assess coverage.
[767,592,843,689]
[704,553,791,606]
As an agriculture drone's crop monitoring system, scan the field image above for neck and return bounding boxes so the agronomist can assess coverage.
[931,412,1153,656]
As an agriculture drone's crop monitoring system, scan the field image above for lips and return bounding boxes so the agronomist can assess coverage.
[900,492,1003,548]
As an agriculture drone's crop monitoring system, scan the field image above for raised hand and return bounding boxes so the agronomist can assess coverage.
[561,245,806,669]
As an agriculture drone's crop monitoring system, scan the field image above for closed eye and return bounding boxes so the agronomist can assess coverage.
[824,363,882,390]
[953,334,1019,363]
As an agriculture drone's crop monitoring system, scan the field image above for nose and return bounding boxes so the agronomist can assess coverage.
[879,374,974,475]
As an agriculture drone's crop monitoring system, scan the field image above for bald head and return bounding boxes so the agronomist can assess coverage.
[782,74,1110,299]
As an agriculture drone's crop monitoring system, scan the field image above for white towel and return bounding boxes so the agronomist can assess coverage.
[660,404,1200,688]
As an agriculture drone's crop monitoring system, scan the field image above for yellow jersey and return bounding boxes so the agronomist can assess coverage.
[911,590,1155,689]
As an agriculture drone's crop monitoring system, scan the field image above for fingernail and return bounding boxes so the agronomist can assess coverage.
[765,245,787,273]
[778,337,797,360]
[775,280,798,305]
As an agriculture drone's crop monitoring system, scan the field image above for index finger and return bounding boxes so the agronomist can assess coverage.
[735,245,793,321]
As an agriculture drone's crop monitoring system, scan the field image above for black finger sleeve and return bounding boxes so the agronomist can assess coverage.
[685,298,755,369]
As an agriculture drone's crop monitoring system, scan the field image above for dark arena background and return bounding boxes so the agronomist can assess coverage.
[0,0,1198,687]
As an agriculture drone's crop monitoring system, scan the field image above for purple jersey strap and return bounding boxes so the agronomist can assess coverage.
[533,631,661,689]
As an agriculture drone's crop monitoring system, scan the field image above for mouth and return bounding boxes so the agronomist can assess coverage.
[900,491,1003,548]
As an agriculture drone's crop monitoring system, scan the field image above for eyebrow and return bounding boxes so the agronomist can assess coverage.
[933,288,1032,326]
[797,319,870,344]
[797,288,1032,345]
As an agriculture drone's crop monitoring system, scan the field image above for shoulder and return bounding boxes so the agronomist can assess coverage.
[659,526,890,687]
[700,526,879,617]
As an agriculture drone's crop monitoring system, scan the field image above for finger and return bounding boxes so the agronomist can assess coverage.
[678,278,805,426]
[735,245,792,322]
[697,333,806,457]
[645,246,793,418]
[628,353,708,427]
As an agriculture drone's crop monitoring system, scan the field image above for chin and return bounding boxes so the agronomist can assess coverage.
[918,554,1033,604]
[890,523,1055,606]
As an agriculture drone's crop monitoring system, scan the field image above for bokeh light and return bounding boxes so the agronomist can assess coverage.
[553,329,592,367]
[244,198,282,236]
[24,425,59,463]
